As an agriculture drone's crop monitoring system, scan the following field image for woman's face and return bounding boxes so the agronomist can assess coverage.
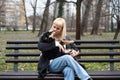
[52,23,63,35]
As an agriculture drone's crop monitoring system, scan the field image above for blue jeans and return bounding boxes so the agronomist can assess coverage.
[48,55,90,80]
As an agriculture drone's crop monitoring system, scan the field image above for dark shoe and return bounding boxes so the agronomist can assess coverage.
[88,77,93,80]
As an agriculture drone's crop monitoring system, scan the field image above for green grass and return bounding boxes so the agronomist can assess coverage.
[0,31,120,72]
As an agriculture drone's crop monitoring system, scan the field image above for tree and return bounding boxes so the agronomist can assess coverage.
[57,0,83,40]
[0,0,5,30]
[111,0,120,39]
[38,0,50,36]
[22,0,28,30]
[91,0,103,35]
[57,0,65,17]
[30,0,38,33]
[76,0,83,40]
[81,0,93,35]
[53,1,58,20]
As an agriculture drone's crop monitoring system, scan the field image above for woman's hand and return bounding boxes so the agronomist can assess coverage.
[64,49,71,53]
[69,50,79,57]
[49,31,56,38]
[56,41,65,52]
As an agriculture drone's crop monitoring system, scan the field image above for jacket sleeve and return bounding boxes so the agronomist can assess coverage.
[38,32,56,52]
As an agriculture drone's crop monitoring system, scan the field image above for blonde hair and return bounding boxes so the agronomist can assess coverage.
[49,18,66,40]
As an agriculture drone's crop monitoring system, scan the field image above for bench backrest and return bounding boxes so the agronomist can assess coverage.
[6,40,120,72]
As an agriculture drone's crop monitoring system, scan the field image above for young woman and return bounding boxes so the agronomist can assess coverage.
[38,18,93,80]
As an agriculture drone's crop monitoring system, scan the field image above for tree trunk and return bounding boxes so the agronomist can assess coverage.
[57,0,65,17]
[81,0,93,35]
[91,0,103,35]
[32,0,38,33]
[38,0,50,36]
[53,1,58,20]
[113,20,120,39]
[0,0,5,30]
[76,0,82,40]
[22,0,28,30]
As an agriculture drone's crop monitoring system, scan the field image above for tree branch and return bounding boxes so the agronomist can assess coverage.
[43,0,76,9]
[64,0,76,4]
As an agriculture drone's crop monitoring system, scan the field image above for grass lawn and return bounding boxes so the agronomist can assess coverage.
[0,31,120,72]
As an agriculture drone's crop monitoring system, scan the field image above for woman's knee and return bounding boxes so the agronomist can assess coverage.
[63,55,73,58]
[59,55,74,64]
[63,55,74,60]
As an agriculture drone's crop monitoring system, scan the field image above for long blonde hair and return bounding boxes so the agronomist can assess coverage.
[49,18,66,40]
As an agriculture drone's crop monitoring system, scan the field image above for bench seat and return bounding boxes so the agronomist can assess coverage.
[0,71,120,80]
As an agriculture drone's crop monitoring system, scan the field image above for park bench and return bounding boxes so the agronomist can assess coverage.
[0,40,120,80]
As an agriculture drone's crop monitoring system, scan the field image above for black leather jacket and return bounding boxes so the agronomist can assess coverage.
[37,32,79,79]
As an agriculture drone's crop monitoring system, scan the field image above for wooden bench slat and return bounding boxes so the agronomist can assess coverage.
[1,76,120,80]
[6,52,41,56]
[0,71,119,76]
[7,40,120,44]
[6,45,120,49]
[79,52,120,56]
[7,40,38,44]
[1,71,120,76]
[5,58,120,63]
[0,76,120,80]
[6,46,38,49]
[5,59,39,63]
[6,52,120,57]
[77,59,120,62]
[77,45,120,49]
[0,71,120,80]
[74,40,120,43]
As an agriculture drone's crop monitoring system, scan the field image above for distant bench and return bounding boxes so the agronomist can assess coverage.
[0,40,120,80]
